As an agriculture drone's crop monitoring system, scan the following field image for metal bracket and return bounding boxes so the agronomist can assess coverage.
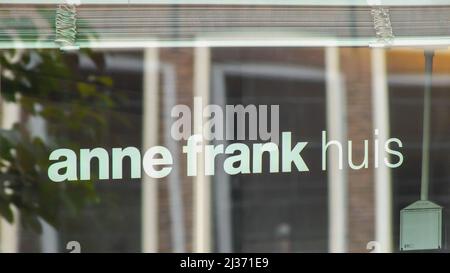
[370,7,394,47]
[55,2,80,50]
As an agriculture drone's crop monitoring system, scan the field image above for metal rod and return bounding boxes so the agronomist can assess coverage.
[420,50,434,201]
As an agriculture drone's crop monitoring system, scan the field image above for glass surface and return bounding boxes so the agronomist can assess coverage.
[2,3,450,253]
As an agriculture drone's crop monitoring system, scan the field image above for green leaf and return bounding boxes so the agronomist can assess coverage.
[0,201,14,223]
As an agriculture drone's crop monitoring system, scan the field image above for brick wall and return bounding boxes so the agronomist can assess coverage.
[340,48,375,252]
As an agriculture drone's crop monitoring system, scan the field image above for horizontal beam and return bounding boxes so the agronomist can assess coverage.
[2,37,450,49]
[2,3,450,49]
[1,0,450,6]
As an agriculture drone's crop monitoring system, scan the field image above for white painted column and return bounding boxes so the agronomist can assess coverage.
[161,64,186,252]
[0,208,19,253]
[325,47,348,253]
[40,222,59,253]
[28,104,59,253]
[0,94,21,253]
[142,47,160,253]
[193,47,212,253]
[371,48,393,253]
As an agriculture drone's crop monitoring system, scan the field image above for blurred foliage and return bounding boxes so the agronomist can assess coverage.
[0,48,121,232]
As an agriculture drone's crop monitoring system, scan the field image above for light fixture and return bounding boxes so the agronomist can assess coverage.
[400,50,443,252]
